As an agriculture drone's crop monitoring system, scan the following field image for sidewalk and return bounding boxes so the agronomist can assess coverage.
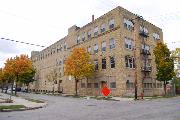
[0,92,47,111]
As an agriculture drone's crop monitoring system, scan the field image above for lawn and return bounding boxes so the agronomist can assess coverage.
[0,105,26,110]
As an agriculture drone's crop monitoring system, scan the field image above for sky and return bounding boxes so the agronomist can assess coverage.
[0,0,180,67]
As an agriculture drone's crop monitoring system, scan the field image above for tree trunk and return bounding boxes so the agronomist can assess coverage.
[75,79,78,96]
[52,83,54,95]
[15,75,18,95]
[26,84,29,93]
[164,81,166,96]
[5,86,8,93]
[11,83,13,95]
[86,78,88,95]
[1,83,4,93]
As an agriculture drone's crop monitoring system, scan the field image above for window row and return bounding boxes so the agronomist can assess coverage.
[76,19,115,44]
[34,43,67,62]
[87,38,115,54]
[144,83,163,89]
[94,56,115,70]
[124,18,160,40]
[81,82,116,88]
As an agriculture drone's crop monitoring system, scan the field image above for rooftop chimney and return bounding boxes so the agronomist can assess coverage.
[92,15,94,22]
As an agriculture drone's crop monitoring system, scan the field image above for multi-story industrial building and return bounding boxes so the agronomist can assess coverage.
[30,6,164,96]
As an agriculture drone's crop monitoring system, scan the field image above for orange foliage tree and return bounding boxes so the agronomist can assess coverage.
[64,47,94,95]
[3,54,35,95]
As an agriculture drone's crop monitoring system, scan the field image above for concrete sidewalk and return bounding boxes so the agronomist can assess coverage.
[0,92,47,111]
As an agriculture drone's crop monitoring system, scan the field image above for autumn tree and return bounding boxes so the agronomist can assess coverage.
[3,54,35,95]
[153,42,175,95]
[64,47,94,95]
[19,67,35,92]
[0,68,6,92]
[171,48,180,62]
[47,68,59,94]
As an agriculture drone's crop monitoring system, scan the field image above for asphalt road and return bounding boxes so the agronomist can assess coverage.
[0,93,180,120]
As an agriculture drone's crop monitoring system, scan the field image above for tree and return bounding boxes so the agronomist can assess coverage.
[64,47,94,95]
[3,55,35,95]
[153,42,175,95]
[46,68,59,94]
[19,67,35,92]
[0,68,5,92]
[171,48,180,62]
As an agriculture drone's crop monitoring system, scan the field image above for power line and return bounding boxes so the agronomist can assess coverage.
[0,37,45,47]
[165,41,180,44]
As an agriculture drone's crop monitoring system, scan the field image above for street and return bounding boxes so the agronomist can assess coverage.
[0,93,180,120]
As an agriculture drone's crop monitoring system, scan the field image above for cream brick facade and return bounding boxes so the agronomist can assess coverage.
[29,6,164,96]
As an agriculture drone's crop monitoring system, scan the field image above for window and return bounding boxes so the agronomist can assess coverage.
[110,56,115,68]
[110,38,115,49]
[102,58,106,69]
[144,83,152,89]
[64,43,67,51]
[56,59,62,66]
[141,44,150,54]
[82,32,85,41]
[123,18,134,31]
[140,26,148,34]
[126,80,134,89]
[57,45,62,53]
[157,83,162,88]
[110,82,116,88]
[94,83,99,88]
[81,83,85,88]
[94,44,98,53]
[88,30,91,39]
[101,41,106,52]
[101,23,106,33]
[87,46,91,54]
[153,33,160,40]
[109,19,115,30]
[125,56,135,68]
[94,27,98,37]
[77,35,80,44]
[125,37,134,50]
[94,59,98,70]
[87,83,92,88]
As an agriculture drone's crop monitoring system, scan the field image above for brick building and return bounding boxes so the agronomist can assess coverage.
[30,6,164,96]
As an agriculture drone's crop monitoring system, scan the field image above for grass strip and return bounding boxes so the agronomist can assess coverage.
[25,98,44,103]
[0,105,26,110]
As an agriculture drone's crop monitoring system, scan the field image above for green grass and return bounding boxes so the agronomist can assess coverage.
[0,105,26,110]
[25,98,44,103]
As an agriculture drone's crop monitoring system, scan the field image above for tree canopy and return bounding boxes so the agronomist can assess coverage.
[153,42,175,95]
[64,47,94,95]
[3,54,35,94]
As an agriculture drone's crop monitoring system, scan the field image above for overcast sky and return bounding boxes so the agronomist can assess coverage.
[0,0,180,67]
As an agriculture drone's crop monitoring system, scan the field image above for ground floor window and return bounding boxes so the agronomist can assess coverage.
[94,83,99,88]
[126,80,134,89]
[87,83,92,88]
[157,83,163,88]
[110,82,116,88]
[81,83,85,88]
[144,83,152,89]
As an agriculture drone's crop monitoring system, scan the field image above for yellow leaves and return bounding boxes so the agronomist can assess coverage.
[3,54,34,81]
[64,47,94,79]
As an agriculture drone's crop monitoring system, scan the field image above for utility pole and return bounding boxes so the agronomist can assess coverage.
[131,15,143,100]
